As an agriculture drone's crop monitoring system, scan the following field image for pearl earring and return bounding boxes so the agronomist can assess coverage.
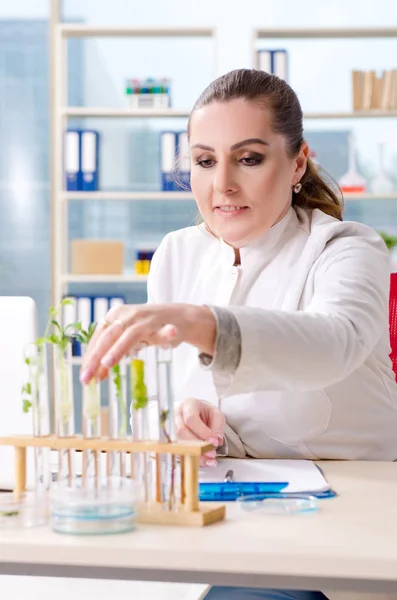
[293,182,302,193]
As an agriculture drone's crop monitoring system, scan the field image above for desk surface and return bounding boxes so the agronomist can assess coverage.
[1,461,397,594]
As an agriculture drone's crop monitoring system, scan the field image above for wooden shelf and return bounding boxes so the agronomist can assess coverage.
[62,191,397,202]
[254,27,397,39]
[62,191,194,201]
[343,192,397,200]
[304,110,397,119]
[62,107,190,118]
[61,274,148,284]
[58,24,215,38]
[63,107,397,120]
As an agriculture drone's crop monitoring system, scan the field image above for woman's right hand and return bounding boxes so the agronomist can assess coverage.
[175,398,226,467]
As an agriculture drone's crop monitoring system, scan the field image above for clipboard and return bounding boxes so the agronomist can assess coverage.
[198,459,336,502]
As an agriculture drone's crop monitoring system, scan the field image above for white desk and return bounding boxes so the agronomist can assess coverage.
[1,461,397,596]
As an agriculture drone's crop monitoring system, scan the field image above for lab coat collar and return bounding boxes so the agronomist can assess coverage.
[219,206,297,266]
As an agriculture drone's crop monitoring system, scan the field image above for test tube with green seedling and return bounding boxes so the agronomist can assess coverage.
[108,359,128,481]
[156,347,176,509]
[21,298,79,487]
[76,323,101,487]
[23,342,51,494]
[130,355,150,503]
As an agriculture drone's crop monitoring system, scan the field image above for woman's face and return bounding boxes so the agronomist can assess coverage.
[189,98,308,248]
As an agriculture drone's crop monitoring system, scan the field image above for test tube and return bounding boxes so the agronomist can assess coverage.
[156,346,176,509]
[81,366,101,488]
[108,359,128,482]
[24,343,51,495]
[130,347,151,504]
[53,343,75,485]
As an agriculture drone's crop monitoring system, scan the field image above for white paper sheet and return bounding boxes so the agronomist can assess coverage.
[199,458,330,494]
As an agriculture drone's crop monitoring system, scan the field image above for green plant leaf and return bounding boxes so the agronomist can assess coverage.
[22,399,32,414]
[160,409,169,426]
[51,320,62,331]
[60,335,70,352]
[65,321,80,334]
[61,298,72,306]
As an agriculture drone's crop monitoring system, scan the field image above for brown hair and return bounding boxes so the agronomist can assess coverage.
[187,68,343,221]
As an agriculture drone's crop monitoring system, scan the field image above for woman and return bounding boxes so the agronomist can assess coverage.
[80,69,397,600]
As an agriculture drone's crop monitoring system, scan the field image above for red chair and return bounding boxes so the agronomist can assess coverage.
[389,272,397,378]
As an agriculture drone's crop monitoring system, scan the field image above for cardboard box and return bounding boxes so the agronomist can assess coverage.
[70,240,124,275]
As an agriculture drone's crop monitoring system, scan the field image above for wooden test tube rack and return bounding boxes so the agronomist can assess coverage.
[0,435,226,527]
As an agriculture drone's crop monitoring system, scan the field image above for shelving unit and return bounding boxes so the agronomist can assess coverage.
[252,26,397,207]
[252,27,397,117]
[50,2,217,307]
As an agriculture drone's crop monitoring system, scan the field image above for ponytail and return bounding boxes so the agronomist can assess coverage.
[293,158,343,221]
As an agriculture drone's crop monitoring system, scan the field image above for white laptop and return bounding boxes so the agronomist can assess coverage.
[0,296,38,490]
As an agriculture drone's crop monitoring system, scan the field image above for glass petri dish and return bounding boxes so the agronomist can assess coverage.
[50,476,138,535]
[236,493,318,516]
[0,491,49,529]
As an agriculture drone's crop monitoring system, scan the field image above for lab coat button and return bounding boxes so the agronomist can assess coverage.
[231,267,238,280]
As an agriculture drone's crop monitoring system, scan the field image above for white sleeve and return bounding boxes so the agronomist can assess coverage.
[146,238,167,304]
[213,236,391,394]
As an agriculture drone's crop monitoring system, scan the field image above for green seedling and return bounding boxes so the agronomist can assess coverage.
[130,360,175,508]
[42,300,80,426]
[21,298,77,416]
[130,359,148,411]
[22,298,81,432]
[76,322,101,426]
[74,321,97,347]
[112,363,127,437]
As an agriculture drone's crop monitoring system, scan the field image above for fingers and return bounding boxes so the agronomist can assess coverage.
[175,413,217,466]
[80,301,180,385]
[97,364,109,381]
[80,319,126,384]
[99,320,177,369]
[181,398,214,440]
[208,409,226,444]
[176,398,224,467]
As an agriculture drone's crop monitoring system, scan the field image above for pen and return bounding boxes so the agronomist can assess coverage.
[224,469,234,483]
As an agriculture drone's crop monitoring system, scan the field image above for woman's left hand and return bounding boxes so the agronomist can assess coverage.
[79,303,216,384]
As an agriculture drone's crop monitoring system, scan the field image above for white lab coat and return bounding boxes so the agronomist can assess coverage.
[148,206,397,461]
